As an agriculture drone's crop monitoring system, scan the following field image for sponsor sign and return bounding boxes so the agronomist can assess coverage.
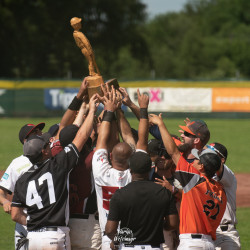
[212,88,250,112]
[127,88,212,112]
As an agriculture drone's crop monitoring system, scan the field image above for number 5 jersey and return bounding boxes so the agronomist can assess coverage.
[175,156,227,240]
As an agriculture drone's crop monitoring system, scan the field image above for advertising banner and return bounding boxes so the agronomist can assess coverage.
[127,88,212,112]
[212,88,250,112]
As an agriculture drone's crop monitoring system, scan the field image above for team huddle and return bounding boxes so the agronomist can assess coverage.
[0,78,241,250]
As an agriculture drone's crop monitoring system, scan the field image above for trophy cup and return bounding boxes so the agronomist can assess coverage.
[70,17,104,98]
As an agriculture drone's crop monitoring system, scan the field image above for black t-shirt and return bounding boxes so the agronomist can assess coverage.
[12,143,79,231]
[108,180,177,245]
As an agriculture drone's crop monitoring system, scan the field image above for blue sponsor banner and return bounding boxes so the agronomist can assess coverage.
[44,88,127,111]
[45,88,78,110]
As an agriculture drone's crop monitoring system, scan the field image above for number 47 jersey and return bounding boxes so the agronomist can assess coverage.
[12,144,79,231]
[175,156,227,240]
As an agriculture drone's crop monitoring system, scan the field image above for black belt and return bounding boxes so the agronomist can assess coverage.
[70,214,99,220]
[191,234,202,239]
[220,225,228,231]
[124,244,160,248]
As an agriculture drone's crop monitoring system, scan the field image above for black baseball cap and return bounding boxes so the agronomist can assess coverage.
[129,151,152,174]
[23,132,51,160]
[179,119,210,145]
[148,139,161,155]
[192,148,221,177]
[207,143,228,160]
[19,123,45,144]
[59,124,79,147]
[48,123,60,137]
[148,139,171,159]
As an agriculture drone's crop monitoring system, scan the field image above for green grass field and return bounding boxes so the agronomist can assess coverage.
[0,117,249,173]
[0,117,249,249]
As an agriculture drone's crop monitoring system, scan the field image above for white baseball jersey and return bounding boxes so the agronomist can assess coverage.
[0,155,32,193]
[214,164,237,225]
[92,149,132,232]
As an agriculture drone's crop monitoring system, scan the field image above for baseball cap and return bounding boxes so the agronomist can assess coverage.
[191,148,221,177]
[59,124,79,147]
[207,143,228,160]
[179,120,210,145]
[23,132,51,160]
[19,123,45,144]
[48,123,60,137]
[129,151,152,174]
[148,139,161,155]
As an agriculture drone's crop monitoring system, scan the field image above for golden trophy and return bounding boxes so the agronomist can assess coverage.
[70,17,104,98]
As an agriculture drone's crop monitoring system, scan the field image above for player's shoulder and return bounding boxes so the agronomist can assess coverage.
[6,155,32,173]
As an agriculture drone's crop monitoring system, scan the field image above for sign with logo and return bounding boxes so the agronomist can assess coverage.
[212,88,250,112]
[127,87,211,112]
[44,88,79,110]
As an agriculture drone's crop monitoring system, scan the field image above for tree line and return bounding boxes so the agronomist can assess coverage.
[0,0,250,81]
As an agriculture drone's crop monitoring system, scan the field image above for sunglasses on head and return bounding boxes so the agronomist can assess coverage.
[206,145,225,159]
[184,131,196,138]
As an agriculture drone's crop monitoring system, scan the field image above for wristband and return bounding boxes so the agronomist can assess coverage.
[103,110,115,122]
[140,108,148,119]
[68,96,83,111]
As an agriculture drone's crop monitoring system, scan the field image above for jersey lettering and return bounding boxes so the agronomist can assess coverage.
[102,186,119,210]
[26,172,56,209]
[203,200,220,220]
[26,181,43,209]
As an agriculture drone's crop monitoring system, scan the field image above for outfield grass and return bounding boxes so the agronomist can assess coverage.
[0,117,249,173]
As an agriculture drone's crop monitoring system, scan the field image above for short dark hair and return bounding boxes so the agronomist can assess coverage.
[129,151,152,174]
[200,153,221,178]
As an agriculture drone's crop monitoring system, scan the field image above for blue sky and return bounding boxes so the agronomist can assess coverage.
[141,0,189,18]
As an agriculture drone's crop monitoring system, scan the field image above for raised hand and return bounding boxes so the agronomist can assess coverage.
[148,113,163,126]
[88,94,99,113]
[103,86,120,112]
[137,89,149,108]
[119,87,133,107]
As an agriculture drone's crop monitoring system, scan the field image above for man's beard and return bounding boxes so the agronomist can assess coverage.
[178,142,193,153]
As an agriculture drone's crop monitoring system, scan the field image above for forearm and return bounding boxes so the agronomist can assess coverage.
[73,110,95,151]
[11,207,27,225]
[0,189,11,213]
[95,121,111,150]
[116,109,136,147]
[129,102,140,120]
[158,122,180,165]
[137,109,149,151]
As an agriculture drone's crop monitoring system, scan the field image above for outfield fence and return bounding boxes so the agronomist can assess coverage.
[1,80,250,118]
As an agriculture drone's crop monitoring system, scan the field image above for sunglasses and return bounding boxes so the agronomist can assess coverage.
[184,131,196,138]
[206,145,225,159]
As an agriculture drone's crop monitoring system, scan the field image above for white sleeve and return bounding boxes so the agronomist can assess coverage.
[0,155,32,193]
[219,164,236,188]
[92,149,112,185]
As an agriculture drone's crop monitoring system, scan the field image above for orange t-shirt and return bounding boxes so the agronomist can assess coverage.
[175,156,227,240]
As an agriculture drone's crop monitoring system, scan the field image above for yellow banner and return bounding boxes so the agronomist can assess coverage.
[212,88,250,112]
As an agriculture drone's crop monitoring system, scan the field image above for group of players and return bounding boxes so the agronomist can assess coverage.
[0,78,241,250]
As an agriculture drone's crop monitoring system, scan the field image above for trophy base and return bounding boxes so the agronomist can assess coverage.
[86,75,104,98]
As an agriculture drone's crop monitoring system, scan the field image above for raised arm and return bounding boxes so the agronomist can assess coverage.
[55,77,88,139]
[136,89,149,152]
[95,87,119,150]
[149,114,181,165]
[119,87,140,120]
[116,108,136,150]
[72,94,98,152]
